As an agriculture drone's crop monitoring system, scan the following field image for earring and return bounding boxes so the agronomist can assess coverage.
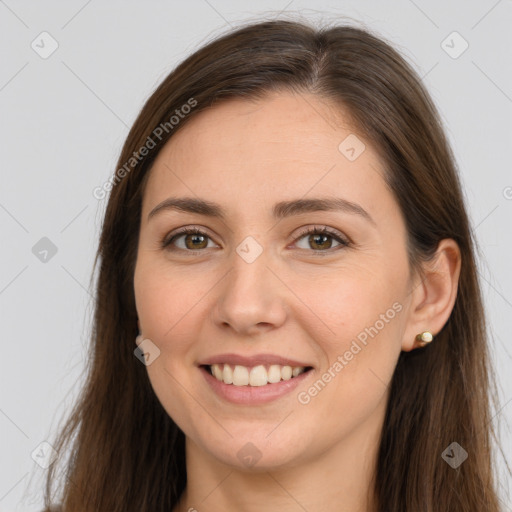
[416,330,433,347]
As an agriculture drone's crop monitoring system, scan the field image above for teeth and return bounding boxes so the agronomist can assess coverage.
[249,365,267,386]
[212,364,223,380]
[209,363,308,386]
[292,367,305,377]
[267,365,282,383]
[222,364,233,384]
[281,366,292,381]
[233,365,249,386]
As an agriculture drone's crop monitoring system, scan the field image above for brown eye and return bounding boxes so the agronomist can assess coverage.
[307,233,335,250]
[294,226,349,253]
[183,233,208,250]
[162,228,216,252]
[162,226,349,255]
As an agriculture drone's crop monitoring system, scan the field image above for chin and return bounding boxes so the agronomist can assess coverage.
[194,425,310,472]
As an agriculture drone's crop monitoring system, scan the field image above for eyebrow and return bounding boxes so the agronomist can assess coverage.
[147,196,376,226]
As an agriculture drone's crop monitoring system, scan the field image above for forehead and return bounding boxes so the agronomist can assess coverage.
[142,91,396,224]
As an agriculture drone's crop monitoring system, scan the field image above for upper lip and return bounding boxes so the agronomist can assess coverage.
[198,353,313,368]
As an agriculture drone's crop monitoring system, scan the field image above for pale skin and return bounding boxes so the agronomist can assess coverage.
[133,91,461,512]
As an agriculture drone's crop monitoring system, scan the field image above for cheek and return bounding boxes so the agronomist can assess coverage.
[134,260,202,343]
[295,308,402,449]
[134,264,203,430]
[292,268,404,408]
[288,262,399,344]
[133,260,216,385]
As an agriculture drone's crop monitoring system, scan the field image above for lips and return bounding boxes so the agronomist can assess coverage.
[198,352,312,368]
[197,352,314,403]
[199,364,313,405]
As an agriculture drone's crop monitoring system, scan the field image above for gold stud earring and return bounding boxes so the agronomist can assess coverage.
[416,330,433,347]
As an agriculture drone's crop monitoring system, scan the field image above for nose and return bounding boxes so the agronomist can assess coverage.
[211,243,288,336]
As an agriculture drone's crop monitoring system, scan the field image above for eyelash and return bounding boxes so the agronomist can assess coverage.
[161,225,350,255]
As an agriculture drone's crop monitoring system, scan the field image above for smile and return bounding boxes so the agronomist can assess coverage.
[206,363,312,386]
[199,364,314,405]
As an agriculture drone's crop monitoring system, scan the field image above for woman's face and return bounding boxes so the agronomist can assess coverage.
[134,91,415,470]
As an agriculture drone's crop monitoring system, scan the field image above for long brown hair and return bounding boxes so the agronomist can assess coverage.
[43,18,507,511]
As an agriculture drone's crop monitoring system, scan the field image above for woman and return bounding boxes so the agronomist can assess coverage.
[43,18,506,511]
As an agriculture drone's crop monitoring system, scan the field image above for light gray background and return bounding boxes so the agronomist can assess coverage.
[1,1,511,511]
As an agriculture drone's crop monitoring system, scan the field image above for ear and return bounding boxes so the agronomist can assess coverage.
[401,238,461,352]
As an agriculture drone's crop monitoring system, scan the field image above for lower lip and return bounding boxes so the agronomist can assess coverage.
[199,366,313,405]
